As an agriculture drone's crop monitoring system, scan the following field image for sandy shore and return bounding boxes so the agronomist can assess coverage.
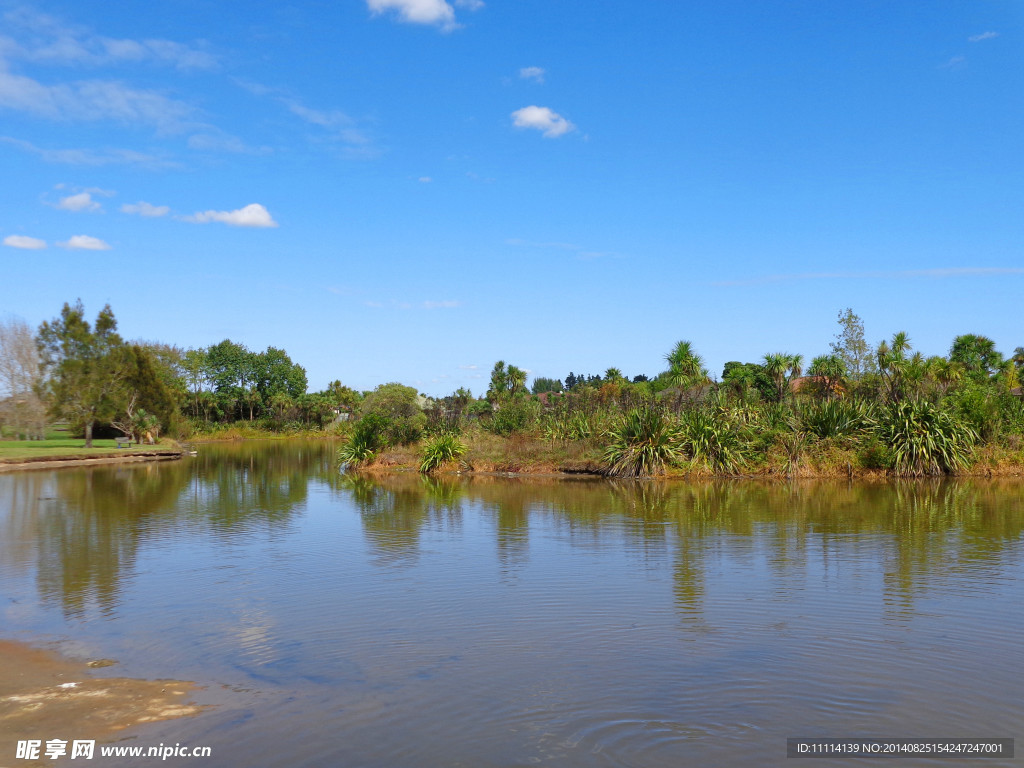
[0,640,204,765]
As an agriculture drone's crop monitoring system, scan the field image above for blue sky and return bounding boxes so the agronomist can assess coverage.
[1,0,1022,395]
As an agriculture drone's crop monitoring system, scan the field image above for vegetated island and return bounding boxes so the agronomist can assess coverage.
[2,303,1023,480]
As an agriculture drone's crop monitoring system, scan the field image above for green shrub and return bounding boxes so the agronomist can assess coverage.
[484,395,540,436]
[360,382,426,445]
[678,409,746,473]
[602,406,682,477]
[998,393,1024,436]
[800,398,871,440]
[337,414,389,468]
[875,399,977,476]
[419,432,468,473]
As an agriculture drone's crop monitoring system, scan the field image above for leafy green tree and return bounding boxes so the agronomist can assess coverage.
[295,392,333,427]
[531,377,563,394]
[325,380,360,411]
[122,344,183,434]
[830,308,874,378]
[38,301,128,447]
[181,348,210,419]
[205,339,255,420]
[254,347,307,406]
[487,360,527,402]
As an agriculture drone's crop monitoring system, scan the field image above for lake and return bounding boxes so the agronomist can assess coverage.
[1,440,1021,767]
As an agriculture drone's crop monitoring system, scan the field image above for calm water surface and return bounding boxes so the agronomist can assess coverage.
[1,440,1022,767]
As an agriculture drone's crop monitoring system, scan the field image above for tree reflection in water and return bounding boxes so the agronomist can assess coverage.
[1,440,1022,625]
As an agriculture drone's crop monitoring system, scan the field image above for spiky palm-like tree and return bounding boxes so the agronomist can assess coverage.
[762,352,802,402]
[665,340,708,392]
[926,357,965,395]
[877,331,913,401]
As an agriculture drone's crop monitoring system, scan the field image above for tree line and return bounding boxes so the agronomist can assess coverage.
[338,308,1024,478]
[0,301,359,446]
[2,302,1022,477]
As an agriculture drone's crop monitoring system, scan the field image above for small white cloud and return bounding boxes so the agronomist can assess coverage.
[3,235,46,249]
[519,66,545,83]
[941,55,967,69]
[185,203,278,228]
[121,201,169,217]
[418,176,433,183]
[422,300,460,309]
[511,105,575,138]
[968,31,999,43]
[367,0,458,30]
[57,191,102,212]
[455,0,484,9]
[59,234,110,250]
[458,364,478,370]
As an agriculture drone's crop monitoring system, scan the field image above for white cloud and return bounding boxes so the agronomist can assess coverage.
[968,31,999,43]
[519,66,545,83]
[511,105,575,137]
[458,364,478,370]
[121,201,169,217]
[185,203,278,228]
[366,0,459,30]
[1,8,218,70]
[3,234,46,249]
[59,234,110,250]
[0,71,196,132]
[418,176,432,183]
[941,55,967,69]
[0,136,178,169]
[422,300,460,309]
[455,0,484,9]
[57,191,101,212]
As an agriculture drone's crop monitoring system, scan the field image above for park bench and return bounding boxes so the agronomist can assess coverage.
[115,436,133,448]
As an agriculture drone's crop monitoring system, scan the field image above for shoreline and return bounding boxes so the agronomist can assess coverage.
[0,638,205,763]
[0,449,183,473]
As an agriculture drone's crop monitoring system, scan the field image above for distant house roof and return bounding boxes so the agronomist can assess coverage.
[788,375,821,392]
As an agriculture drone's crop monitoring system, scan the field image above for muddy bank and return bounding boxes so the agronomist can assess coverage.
[0,451,182,474]
[0,640,204,764]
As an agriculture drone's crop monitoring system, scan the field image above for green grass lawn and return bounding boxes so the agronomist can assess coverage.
[0,438,179,462]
